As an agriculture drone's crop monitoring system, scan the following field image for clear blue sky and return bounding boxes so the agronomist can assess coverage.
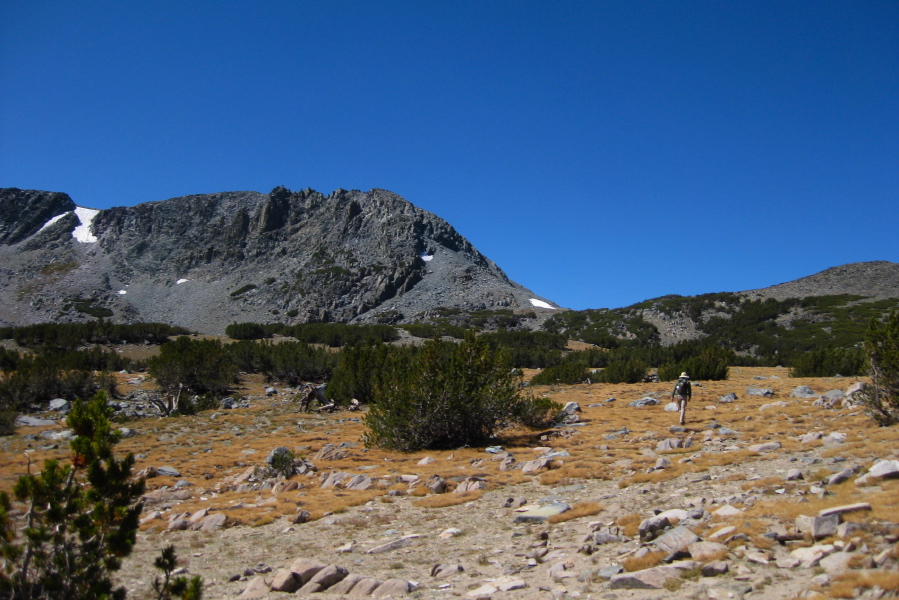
[2,1,897,310]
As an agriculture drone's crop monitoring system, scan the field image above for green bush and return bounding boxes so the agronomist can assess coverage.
[658,347,733,381]
[148,337,237,398]
[0,393,145,600]
[789,346,865,377]
[529,362,588,385]
[327,343,395,404]
[597,357,648,384]
[859,311,899,426]
[514,396,563,428]
[363,332,534,451]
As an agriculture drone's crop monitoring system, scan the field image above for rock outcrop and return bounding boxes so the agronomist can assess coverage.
[0,186,558,333]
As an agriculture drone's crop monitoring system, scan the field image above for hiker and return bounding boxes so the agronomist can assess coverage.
[672,372,692,426]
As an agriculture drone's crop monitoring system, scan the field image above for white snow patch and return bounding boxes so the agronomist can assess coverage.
[419,252,434,262]
[38,212,70,233]
[117,290,127,295]
[72,207,100,243]
[176,279,189,285]
[529,298,555,310]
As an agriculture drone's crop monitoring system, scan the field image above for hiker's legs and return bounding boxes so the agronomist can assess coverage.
[677,395,687,425]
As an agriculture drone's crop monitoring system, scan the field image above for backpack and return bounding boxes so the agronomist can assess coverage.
[674,379,691,396]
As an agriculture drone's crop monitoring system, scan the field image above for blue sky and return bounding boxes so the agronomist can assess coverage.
[2,1,897,310]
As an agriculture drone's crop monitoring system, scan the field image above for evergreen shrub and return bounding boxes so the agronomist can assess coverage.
[363,332,542,451]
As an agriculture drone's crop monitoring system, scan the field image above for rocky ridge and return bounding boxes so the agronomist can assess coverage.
[0,187,558,334]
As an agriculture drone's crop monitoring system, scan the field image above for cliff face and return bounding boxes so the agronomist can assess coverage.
[0,187,558,333]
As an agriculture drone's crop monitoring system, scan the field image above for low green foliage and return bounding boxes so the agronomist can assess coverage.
[0,393,145,600]
[859,311,899,426]
[530,362,588,385]
[148,337,237,398]
[789,346,865,377]
[152,546,203,600]
[229,284,257,297]
[363,332,543,451]
[327,342,394,404]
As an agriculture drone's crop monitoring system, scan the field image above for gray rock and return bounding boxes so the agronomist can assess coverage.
[372,578,413,596]
[790,386,817,398]
[747,387,774,397]
[748,441,781,453]
[265,446,291,464]
[701,561,729,577]
[610,566,681,589]
[653,525,699,554]
[513,502,570,523]
[663,402,680,412]
[48,398,71,411]
[629,397,660,407]
[15,415,59,427]
[719,392,738,403]
[597,564,624,579]
[155,466,181,477]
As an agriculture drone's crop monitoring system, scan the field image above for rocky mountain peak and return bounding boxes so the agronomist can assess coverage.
[0,186,558,333]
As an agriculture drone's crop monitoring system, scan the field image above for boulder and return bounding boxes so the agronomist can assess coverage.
[748,441,781,453]
[719,392,738,403]
[856,459,899,485]
[514,502,570,524]
[610,566,681,589]
[372,578,413,596]
[296,564,348,593]
[747,387,774,397]
[328,572,365,594]
[454,477,486,494]
[629,397,660,408]
[653,525,699,554]
[288,558,327,584]
[790,386,817,398]
[269,569,299,593]
[349,577,383,595]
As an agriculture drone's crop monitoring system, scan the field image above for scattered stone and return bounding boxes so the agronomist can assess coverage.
[296,564,348,593]
[431,564,464,579]
[790,544,835,568]
[597,564,624,579]
[856,459,899,485]
[610,565,681,589]
[291,510,311,524]
[702,561,729,577]
[713,505,743,518]
[455,477,486,494]
[638,515,671,542]
[747,387,774,398]
[653,525,699,554]
[191,513,227,532]
[784,469,804,481]
[709,526,736,541]
[791,386,817,398]
[239,575,271,598]
[288,558,326,583]
[824,468,854,486]
[156,466,181,477]
[314,444,349,461]
[663,402,679,412]
[269,568,299,593]
[719,392,738,403]
[800,431,823,444]
[371,578,413,596]
[519,458,552,474]
[819,502,872,517]
[16,415,60,427]
[629,397,659,407]
[748,441,781,453]
[265,446,291,464]
[514,502,570,524]
[467,583,498,599]
[328,573,365,594]
[819,552,853,575]
[689,541,728,561]
[367,534,420,554]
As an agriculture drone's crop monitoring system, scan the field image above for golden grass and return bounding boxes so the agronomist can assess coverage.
[830,571,899,598]
[547,502,603,524]
[622,550,667,572]
[412,491,483,508]
[616,513,642,537]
